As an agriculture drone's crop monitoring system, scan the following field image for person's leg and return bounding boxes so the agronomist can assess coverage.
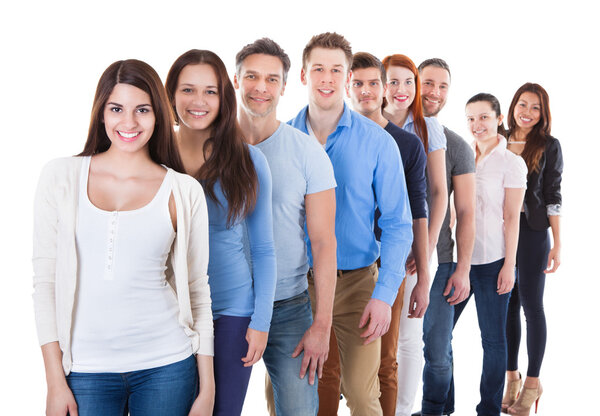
[335,264,383,416]
[66,371,128,416]
[505,273,521,372]
[211,316,253,416]
[263,290,319,416]
[421,263,459,416]
[470,259,510,416]
[127,355,198,416]
[395,273,424,416]
[379,278,406,415]
[516,218,550,379]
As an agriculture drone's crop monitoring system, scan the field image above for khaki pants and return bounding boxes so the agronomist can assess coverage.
[309,264,383,416]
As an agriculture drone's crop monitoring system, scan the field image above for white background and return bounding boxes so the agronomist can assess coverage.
[1,0,598,414]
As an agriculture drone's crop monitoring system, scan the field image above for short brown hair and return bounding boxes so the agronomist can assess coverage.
[351,52,386,84]
[302,32,352,70]
[235,38,291,83]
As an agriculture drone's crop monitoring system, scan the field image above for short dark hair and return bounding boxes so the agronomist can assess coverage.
[235,38,291,83]
[302,32,352,70]
[351,52,386,84]
[418,58,451,80]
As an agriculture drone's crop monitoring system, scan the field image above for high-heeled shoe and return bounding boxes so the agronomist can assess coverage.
[508,381,543,416]
[501,373,522,413]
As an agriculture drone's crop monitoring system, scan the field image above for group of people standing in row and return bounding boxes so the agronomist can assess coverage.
[33,32,563,416]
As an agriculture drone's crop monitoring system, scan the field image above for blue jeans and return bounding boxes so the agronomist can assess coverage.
[66,355,197,416]
[422,259,510,416]
[213,315,253,416]
[263,290,318,416]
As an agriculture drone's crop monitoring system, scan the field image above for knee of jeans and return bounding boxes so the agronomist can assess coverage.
[271,377,317,415]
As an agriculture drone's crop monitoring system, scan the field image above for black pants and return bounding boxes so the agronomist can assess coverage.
[506,213,550,377]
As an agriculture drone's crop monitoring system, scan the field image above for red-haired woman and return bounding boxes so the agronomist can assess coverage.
[381,54,448,416]
[166,50,277,416]
[502,83,563,415]
[33,59,215,416]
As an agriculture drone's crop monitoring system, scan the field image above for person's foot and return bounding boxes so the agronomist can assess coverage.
[411,412,450,416]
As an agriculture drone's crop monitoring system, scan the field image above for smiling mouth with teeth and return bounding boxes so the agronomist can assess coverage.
[189,111,207,116]
[117,131,141,141]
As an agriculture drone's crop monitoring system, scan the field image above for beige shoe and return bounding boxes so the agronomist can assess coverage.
[508,381,543,416]
[501,373,522,413]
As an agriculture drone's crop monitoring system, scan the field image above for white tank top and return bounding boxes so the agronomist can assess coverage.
[71,156,192,373]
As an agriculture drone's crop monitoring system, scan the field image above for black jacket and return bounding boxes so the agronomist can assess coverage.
[522,136,563,231]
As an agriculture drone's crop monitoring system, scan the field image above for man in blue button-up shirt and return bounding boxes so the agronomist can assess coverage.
[289,32,413,416]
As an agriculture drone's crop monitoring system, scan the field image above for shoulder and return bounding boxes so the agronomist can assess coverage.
[38,156,84,185]
[351,110,394,143]
[386,122,424,152]
[505,150,527,173]
[545,135,562,151]
[425,117,446,149]
[170,169,203,195]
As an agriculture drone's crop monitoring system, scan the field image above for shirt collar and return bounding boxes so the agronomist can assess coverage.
[403,111,414,128]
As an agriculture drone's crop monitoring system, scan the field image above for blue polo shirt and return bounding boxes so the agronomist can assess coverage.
[289,104,413,306]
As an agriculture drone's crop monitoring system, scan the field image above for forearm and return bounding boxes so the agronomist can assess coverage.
[548,215,561,247]
[412,218,430,283]
[41,342,67,389]
[196,354,215,395]
[503,214,520,266]
[426,151,448,253]
[454,209,475,273]
[309,237,336,328]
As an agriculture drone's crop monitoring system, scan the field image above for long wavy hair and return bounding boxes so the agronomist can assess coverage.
[507,83,552,173]
[79,59,184,172]
[165,49,258,227]
[382,54,429,153]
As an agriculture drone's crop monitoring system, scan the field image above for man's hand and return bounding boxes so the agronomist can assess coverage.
[291,322,330,385]
[408,280,429,318]
[358,298,391,345]
[241,327,268,367]
[443,267,470,305]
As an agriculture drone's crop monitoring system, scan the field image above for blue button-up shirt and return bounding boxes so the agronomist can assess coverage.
[289,104,413,305]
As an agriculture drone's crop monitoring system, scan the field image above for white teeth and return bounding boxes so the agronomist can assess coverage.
[190,111,207,116]
[520,117,532,122]
[118,131,139,138]
[320,89,333,94]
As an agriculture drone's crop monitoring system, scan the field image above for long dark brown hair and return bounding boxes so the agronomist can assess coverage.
[507,83,552,173]
[382,54,429,153]
[165,49,258,227]
[79,59,184,173]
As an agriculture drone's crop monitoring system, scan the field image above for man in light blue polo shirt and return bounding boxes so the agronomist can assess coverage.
[289,32,413,416]
[235,38,337,416]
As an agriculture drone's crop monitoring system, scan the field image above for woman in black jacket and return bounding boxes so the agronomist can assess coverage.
[502,83,563,415]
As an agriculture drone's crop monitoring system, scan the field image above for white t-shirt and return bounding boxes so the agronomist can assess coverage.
[472,136,527,265]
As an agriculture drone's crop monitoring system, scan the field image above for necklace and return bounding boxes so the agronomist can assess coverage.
[508,135,526,144]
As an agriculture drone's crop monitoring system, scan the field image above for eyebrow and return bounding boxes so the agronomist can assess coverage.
[353,78,381,83]
[423,78,448,85]
[106,102,152,108]
[179,83,218,89]
[245,70,281,78]
[312,63,345,68]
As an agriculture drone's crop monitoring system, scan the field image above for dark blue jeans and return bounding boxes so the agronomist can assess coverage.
[213,315,253,416]
[66,355,197,416]
[263,290,318,416]
[422,259,510,416]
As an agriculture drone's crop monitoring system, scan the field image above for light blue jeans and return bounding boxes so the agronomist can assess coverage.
[263,290,318,416]
[66,355,197,416]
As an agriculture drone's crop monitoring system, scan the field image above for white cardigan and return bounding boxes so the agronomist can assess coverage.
[32,157,213,375]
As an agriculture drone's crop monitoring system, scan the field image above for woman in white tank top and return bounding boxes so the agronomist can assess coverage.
[32,59,215,416]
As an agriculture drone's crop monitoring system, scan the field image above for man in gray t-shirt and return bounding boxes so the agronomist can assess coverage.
[414,59,476,416]
[235,38,337,416]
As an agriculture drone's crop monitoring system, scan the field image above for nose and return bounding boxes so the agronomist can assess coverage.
[123,110,138,129]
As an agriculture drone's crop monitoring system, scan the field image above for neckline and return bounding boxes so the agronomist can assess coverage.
[82,156,171,215]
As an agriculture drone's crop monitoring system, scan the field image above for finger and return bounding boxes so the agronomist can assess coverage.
[241,345,255,363]
[363,325,382,345]
[298,353,310,379]
[291,340,304,358]
[69,402,79,416]
[360,320,377,338]
[308,357,318,385]
[317,355,325,379]
[358,309,370,329]
[244,350,259,367]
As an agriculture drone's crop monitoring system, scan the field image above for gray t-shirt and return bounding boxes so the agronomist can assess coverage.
[436,127,476,263]
[255,122,336,301]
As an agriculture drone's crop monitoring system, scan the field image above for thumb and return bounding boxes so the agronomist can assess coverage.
[291,340,304,358]
[358,307,369,329]
[443,278,453,296]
